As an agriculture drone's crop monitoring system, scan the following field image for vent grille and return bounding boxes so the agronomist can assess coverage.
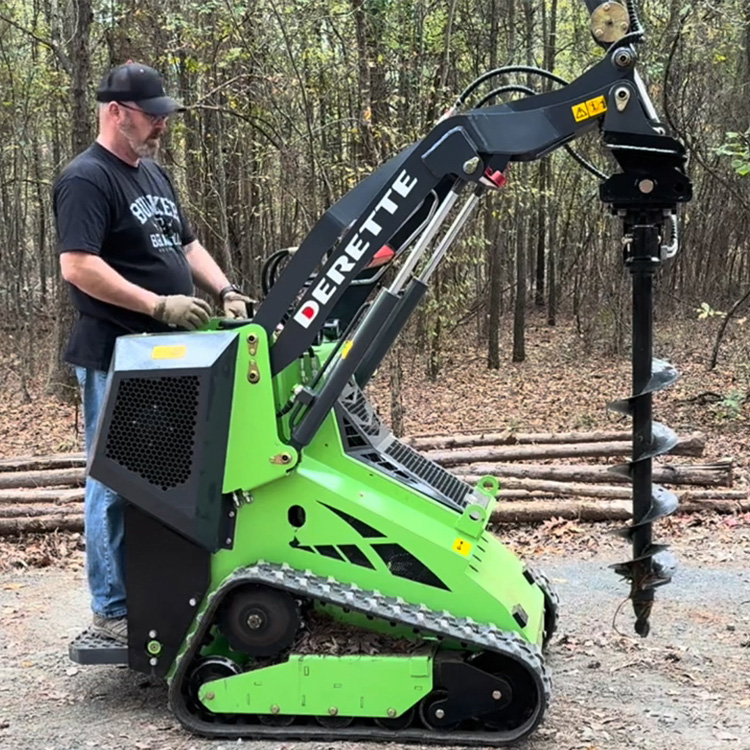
[341,387,381,436]
[340,415,367,449]
[105,375,199,490]
[358,451,412,481]
[385,440,472,508]
[372,543,449,590]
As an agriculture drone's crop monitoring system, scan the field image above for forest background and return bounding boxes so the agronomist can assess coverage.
[0,0,748,423]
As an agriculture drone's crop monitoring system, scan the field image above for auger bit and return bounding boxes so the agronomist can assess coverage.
[601,152,692,637]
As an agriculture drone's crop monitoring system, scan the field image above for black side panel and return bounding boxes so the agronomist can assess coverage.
[90,332,238,551]
[126,504,210,677]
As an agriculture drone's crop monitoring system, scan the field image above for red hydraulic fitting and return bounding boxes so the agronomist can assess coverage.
[484,167,507,188]
[365,244,395,269]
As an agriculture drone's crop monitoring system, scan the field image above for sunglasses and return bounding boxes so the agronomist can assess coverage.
[117,102,168,124]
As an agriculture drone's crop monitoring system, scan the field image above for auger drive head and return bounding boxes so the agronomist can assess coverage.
[69,0,690,743]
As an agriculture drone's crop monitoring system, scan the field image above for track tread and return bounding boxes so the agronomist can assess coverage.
[169,561,550,746]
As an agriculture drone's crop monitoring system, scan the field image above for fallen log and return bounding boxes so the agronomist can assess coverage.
[428,434,705,465]
[487,479,745,501]
[0,452,86,472]
[0,467,84,490]
[2,492,748,535]
[453,460,733,487]
[0,505,83,519]
[407,429,683,450]
[0,488,85,505]
[491,497,750,523]
[0,515,84,535]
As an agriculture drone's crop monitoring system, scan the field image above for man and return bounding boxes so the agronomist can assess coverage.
[53,62,251,643]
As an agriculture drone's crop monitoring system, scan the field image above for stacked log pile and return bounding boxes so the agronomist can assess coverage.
[407,430,746,523]
[0,430,745,535]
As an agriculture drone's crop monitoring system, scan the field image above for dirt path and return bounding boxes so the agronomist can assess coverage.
[2,536,750,750]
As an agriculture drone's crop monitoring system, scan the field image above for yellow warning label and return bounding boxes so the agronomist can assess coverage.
[452,537,472,556]
[340,340,354,359]
[586,95,607,117]
[572,95,607,123]
[151,344,187,359]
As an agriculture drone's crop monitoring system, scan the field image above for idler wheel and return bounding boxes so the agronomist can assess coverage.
[468,652,543,733]
[259,712,295,726]
[418,690,459,731]
[374,706,415,730]
[316,713,353,728]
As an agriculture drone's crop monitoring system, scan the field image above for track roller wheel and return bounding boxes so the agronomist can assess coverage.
[259,713,295,726]
[187,656,241,717]
[418,690,460,731]
[219,583,299,657]
[316,714,354,728]
[374,707,415,730]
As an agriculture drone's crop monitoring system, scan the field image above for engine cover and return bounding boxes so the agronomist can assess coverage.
[89,330,238,551]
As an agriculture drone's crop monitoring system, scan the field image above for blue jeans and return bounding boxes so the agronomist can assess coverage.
[75,367,127,619]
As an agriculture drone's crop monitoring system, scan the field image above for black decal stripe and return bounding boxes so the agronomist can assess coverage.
[318,502,386,538]
[338,544,375,569]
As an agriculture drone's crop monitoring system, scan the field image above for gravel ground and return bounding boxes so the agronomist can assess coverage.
[2,544,750,750]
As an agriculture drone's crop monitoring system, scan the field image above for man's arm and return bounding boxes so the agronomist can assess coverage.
[60,251,212,329]
[60,251,159,315]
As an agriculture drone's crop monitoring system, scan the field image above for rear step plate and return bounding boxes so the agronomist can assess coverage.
[69,629,128,665]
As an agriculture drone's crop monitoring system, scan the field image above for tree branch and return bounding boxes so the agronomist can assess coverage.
[0,12,72,74]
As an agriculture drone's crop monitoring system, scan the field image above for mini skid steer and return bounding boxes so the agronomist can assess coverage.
[70,1,692,744]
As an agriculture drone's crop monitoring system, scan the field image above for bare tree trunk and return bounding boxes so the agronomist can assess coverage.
[512,193,526,362]
[47,0,93,401]
[492,498,750,524]
[454,460,732,487]
[534,161,547,306]
[545,0,558,325]
[487,227,502,369]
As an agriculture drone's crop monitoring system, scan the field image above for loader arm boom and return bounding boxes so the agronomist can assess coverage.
[258,42,688,445]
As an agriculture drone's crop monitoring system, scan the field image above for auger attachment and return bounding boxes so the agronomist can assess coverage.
[600,160,691,636]
[601,213,686,636]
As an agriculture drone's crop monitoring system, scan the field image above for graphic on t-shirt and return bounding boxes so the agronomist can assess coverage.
[129,194,184,253]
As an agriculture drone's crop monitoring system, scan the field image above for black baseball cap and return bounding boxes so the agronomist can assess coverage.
[96,62,184,116]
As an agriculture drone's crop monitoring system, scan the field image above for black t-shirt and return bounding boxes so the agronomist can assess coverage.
[53,142,197,370]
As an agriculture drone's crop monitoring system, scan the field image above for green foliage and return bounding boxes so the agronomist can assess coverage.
[714,389,746,421]
[716,129,750,177]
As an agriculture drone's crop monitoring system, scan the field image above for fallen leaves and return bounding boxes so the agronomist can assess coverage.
[0,531,84,572]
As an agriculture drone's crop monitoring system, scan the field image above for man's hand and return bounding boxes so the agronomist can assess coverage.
[222,290,253,319]
[152,295,211,330]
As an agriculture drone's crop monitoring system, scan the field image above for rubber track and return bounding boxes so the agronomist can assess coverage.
[168,561,550,746]
[525,565,560,648]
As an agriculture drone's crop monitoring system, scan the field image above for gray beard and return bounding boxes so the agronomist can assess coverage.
[119,118,160,159]
[133,139,160,159]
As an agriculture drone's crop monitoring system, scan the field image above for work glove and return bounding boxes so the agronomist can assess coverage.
[221,288,254,319]
[152,295,211,330]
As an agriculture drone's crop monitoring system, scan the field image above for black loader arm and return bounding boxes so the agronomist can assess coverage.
[256,44,686,377]
[257,40,688,428]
